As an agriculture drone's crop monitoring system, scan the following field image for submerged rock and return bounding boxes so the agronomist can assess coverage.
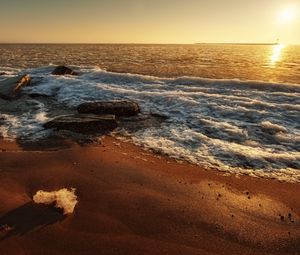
[0,74,31,100]
[44,114,117,134]
[150,113,169,120]
[118,113,169,132]
[28,93,52,99]
[77,101,140,117]
[51,66,78,76]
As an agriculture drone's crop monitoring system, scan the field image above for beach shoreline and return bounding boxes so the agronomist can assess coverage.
[0,136,299,254]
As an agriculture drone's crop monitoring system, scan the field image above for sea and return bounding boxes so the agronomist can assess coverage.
[0,44,299,182]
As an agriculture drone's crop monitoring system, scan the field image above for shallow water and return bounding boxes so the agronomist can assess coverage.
[1,44,300,84]
[0,44,299,182]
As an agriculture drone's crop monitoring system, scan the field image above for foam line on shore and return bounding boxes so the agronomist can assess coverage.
[1,66,299,182]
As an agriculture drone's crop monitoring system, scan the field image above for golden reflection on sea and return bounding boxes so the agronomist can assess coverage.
[270,44,285,66]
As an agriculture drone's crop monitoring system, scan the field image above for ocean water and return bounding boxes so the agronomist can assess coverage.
[0,44,299,182]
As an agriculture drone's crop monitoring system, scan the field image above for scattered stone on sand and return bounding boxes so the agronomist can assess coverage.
[0,74,31,100]
[51,66,78,76]
[43,114,117,134]
[77,101,140,117]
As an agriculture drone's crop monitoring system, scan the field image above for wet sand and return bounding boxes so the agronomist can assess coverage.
[0,136,299,255]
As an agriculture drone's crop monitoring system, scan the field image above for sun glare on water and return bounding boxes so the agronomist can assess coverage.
[271,44,285,65]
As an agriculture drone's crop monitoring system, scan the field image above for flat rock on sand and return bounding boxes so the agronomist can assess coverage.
[0,75,31,100]
[43,114,118,134]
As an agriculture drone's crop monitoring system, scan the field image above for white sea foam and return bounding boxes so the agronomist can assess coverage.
[1,66,300,182]
[0,66,20,77]
[0,111,49,141]
[33,188,78,215]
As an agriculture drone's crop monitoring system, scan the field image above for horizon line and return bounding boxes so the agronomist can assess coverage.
[0,42,299,45]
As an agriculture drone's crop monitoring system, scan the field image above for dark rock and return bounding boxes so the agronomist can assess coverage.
[51,66,78,76]
[52,130,102,145]
[0,116,5,126]
[28,93,51,99]
[150,113,169,120]
[77,101,140,117]
[0,74,31,100]
[43,114,117,134]
[28,77,44,86]
[0,72,6,76]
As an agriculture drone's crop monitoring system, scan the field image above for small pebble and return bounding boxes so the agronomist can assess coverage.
[0,224,13,231]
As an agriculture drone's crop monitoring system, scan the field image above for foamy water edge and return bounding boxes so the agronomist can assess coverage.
[1,66,299,182]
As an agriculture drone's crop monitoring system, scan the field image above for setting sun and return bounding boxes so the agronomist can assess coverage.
[279,6,296,24]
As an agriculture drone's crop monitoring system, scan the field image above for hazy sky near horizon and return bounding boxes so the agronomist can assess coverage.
[1,0,300,44]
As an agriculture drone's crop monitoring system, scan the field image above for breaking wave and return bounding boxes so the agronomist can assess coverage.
[0,66,300,182]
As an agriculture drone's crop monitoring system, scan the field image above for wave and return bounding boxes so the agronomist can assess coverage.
[1,66,300,182]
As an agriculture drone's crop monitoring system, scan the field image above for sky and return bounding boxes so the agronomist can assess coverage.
[0,0,299,44]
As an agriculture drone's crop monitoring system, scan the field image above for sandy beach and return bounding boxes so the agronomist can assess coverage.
[0,136,299,255]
